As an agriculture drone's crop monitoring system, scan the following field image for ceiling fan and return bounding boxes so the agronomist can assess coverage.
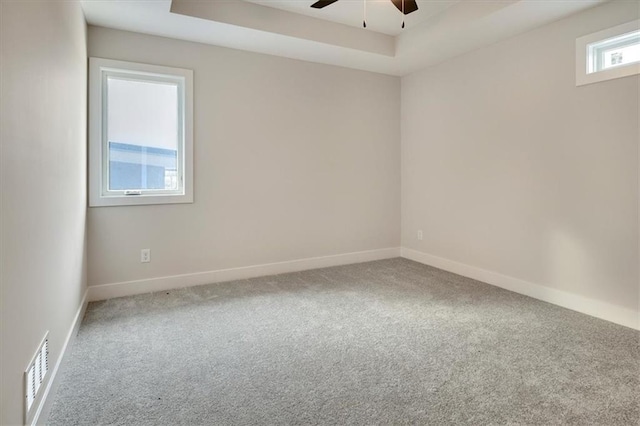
[311,0,419,15]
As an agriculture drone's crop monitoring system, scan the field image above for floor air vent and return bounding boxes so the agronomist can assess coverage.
[24,332,49,421]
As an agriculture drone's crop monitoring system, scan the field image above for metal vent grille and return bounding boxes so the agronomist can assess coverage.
[25,333,49,420]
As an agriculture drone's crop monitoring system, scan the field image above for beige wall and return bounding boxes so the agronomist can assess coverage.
[0,1,87,424]
[402,0,639,312]
[87,27,401,287]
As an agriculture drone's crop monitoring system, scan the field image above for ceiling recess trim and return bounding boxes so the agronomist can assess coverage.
[170,0,395,57]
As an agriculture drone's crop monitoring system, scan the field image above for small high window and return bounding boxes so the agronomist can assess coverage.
[588,30,640,73]
[89,58,193,207]
[576,20,640,86]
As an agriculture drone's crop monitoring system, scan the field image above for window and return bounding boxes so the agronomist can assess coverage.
[589,29,640,73]
[89,58,193,206]
[576,20,640,86]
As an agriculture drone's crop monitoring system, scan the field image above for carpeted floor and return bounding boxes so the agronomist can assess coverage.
[48,258,639,425]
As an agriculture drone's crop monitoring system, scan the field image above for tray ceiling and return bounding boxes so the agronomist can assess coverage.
[81,0,609,76]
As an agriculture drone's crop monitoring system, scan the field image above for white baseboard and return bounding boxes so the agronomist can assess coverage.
[401,247,639,331]
[88,247,402,302]
[32,288,89,425]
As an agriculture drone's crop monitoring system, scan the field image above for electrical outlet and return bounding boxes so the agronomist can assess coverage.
[417,230,423,241]
[141,249,151,263]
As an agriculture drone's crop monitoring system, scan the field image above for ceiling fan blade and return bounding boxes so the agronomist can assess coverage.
[390,0,418,15]
[311,0,340,9]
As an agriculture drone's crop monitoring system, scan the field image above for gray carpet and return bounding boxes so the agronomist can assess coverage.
[48,258,639,425]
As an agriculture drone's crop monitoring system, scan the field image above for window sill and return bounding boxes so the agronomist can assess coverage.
[89,193,193,207]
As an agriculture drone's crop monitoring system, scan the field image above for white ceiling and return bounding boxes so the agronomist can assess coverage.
[81,0,609,76]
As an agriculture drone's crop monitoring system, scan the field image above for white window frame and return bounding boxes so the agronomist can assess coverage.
[89,57,194,207]
[576,20,640,86]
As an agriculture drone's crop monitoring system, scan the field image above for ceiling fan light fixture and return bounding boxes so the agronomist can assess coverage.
[363,0,366,28]
[310,0,418,30]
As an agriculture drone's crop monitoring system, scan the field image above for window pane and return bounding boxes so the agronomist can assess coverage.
[107,77,179,191]
[602,43,640,70]
[589,30,640,73]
